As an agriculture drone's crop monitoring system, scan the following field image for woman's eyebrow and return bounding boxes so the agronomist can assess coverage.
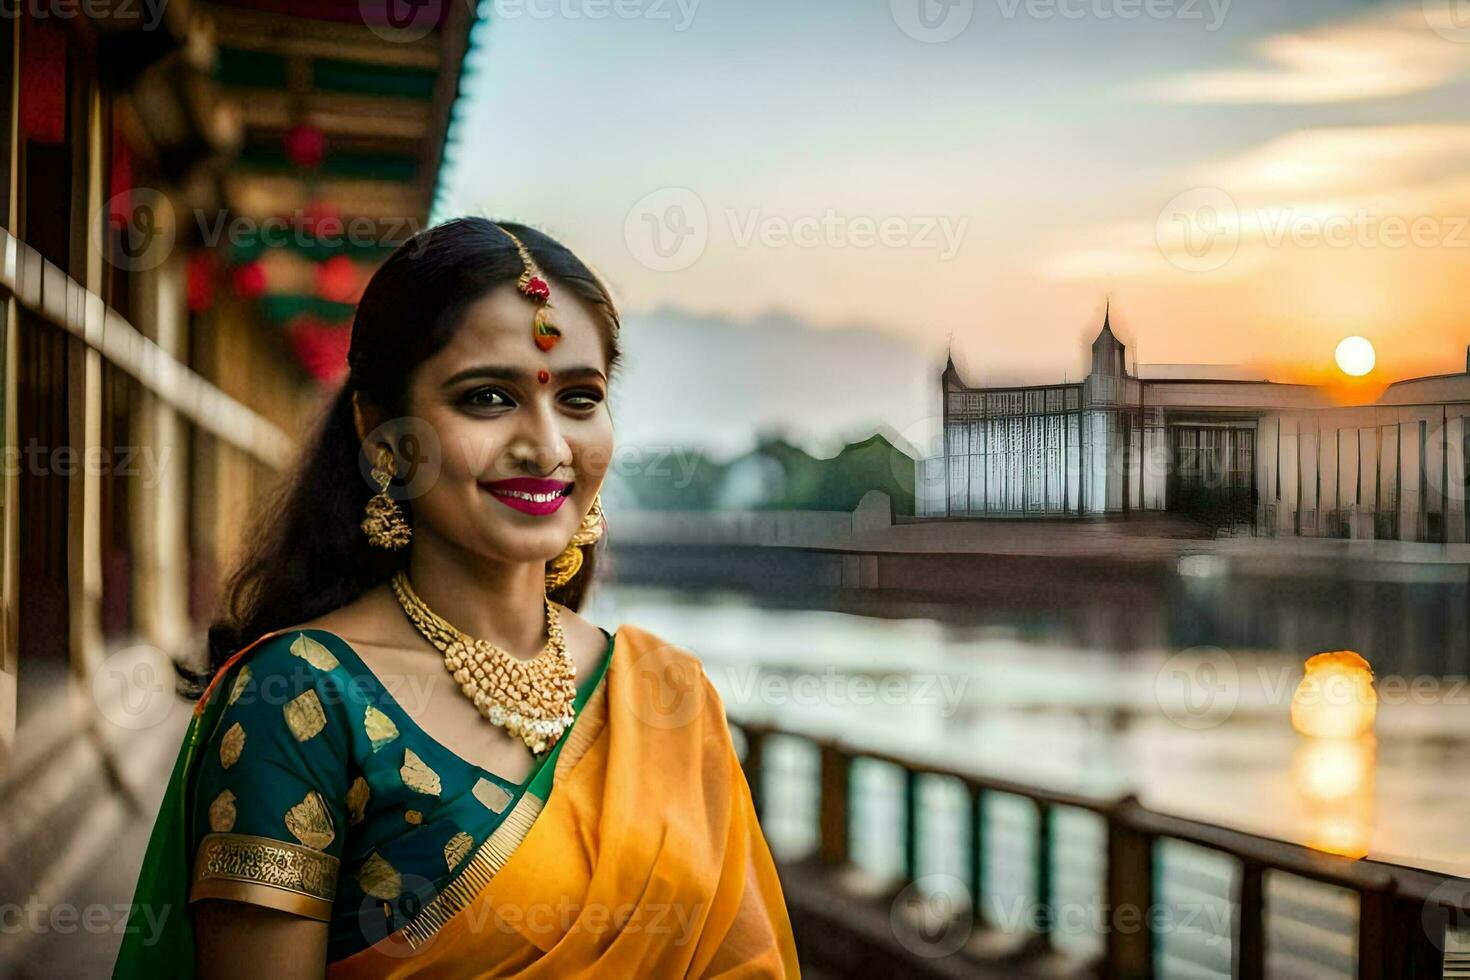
[442,365,606,386]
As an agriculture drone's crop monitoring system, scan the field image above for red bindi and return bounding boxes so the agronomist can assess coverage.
[537,369,550,385]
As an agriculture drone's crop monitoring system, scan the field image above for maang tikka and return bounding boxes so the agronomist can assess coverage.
[497,225,562,353]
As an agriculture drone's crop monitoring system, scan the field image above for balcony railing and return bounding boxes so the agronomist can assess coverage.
[733,721,1469,978]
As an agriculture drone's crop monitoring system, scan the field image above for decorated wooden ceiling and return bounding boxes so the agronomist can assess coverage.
[189,0,479,382]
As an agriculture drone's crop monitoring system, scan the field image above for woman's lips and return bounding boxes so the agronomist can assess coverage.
[480,477,573,517]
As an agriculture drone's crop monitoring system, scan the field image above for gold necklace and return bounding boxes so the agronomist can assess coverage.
[389,571,577,754]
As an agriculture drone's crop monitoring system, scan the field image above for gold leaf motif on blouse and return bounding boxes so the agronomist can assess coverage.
[227,665,251,706]
[346,776,370,826]
[399,748,441,796]
[357,851,401,900]
[364,706,399,752]
[285,790,336,850]
[404,810,422,825]
[220,722,245,769]
[284,689,327,742]
[472,777,512,814]
[208,789,237,832]
[444,831,474,871]
[290,633,340,671]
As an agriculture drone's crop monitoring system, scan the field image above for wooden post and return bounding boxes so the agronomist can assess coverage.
[1233,860,1264,980]
[903,767,920,882]
[743,728,765,819]
[818,742,849,867]
[969,784,987,927]
[1103,808,1154,979]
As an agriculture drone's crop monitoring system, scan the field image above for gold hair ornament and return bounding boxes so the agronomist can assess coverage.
[496,225,562,353]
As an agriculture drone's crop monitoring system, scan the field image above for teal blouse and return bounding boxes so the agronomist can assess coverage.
[186,627,613,963]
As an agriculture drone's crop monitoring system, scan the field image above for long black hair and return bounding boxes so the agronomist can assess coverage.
[199,218,623,686]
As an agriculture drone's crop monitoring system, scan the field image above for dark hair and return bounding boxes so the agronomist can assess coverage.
[198,218,623,686]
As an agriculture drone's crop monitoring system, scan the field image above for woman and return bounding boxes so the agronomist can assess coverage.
[114,219,799,978]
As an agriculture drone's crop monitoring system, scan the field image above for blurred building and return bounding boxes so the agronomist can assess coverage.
[0,3,479,767]
[920,308,1470,542]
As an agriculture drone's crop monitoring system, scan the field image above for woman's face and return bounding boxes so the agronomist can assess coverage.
[398,280,613,567]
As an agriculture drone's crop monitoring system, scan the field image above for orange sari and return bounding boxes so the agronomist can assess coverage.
[328,624,800,978]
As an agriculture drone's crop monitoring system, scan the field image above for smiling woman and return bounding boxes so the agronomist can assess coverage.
[114,218,798,979]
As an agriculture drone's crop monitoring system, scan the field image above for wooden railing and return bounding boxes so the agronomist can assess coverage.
[733,722,1469,979]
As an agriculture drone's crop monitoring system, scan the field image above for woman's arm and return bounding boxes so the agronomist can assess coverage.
[193,900,329,979]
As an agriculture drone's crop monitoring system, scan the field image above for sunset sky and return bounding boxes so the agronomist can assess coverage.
[439,0,1470,407]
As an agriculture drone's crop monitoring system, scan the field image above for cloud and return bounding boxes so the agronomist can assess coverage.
[1044,123,1470,283]
[1129,5,1470,104]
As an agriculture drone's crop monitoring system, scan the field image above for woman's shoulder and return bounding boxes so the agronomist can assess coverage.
[608,622,716,694]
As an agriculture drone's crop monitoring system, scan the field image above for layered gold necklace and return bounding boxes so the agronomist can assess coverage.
[389,571,577,754]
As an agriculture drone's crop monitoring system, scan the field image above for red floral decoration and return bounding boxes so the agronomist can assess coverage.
[521,276,551,302]
[286,315,352,385]
[315,255,363,305]
[284,123,327,171]
[232,260,268,299]
[186,253,218,313]
[297,199,343,241]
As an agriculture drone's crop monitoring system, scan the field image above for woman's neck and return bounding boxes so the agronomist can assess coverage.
[403,529,551,661]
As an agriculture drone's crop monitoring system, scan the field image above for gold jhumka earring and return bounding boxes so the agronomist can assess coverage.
[361,444,411,550]
[546,495,605,591]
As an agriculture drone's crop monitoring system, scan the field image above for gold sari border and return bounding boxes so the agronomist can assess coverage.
[189,832,339,922]
[391,634,617,951]
[397,791,545,949]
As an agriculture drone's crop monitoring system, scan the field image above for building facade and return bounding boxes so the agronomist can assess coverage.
[918,310,1469,543]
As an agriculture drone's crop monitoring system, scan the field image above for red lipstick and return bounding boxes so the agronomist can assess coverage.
[480,477,572,516]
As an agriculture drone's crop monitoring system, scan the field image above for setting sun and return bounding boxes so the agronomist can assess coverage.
[1335,336,1376,377]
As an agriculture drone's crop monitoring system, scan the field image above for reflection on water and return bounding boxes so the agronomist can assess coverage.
[586,584,1470,877]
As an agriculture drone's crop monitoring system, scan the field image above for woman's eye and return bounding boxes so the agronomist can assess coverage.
[564,390,603,409]
[461,387,511,410]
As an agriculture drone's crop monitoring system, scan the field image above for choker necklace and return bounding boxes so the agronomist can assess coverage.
[389,571,577,754]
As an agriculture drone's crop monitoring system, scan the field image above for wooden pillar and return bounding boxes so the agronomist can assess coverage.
[818,742,849,867]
